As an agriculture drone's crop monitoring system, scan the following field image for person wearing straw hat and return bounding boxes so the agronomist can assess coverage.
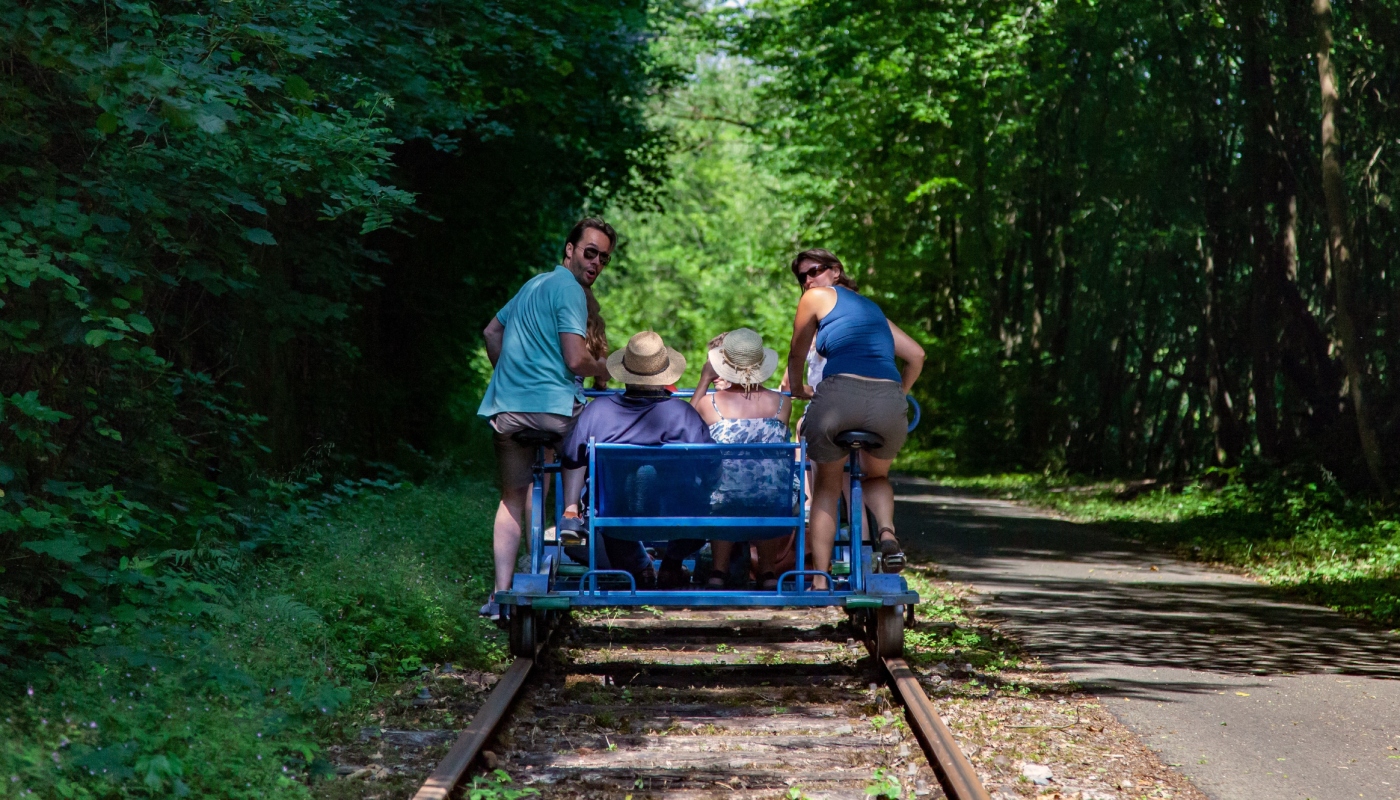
[558,331,716,588]
[689,329,795,590]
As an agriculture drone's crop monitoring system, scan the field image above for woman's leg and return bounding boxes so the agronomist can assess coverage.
[754,537,782,576]
[711,540,734,572]
[860,451,898,542]
[808,459,846,589]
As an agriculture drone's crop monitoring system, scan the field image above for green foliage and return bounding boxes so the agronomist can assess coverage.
[600,15,809,386]
[721,0,1400,487]
[1,0,667,666]
[0,479,500,798]
[467,770,539,800]
[863,767,902,799]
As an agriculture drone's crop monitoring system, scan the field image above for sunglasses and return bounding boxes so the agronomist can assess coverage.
[579,245,612,266]
[794,263,830,283]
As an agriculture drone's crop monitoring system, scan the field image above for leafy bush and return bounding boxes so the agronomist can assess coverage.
[0,479,500,798]
[1,0,665,668]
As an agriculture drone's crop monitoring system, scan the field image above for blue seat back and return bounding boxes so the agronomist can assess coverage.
[591,443,801,542]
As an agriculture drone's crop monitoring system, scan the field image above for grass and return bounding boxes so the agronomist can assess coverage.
[0,479,503,799]
[910,464,1400,627]
[901,566,1021,675]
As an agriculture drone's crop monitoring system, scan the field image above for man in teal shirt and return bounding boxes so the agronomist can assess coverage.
[478,218,613,618]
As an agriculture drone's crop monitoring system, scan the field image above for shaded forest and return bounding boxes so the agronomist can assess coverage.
[0,0,667,663]
[7,0,1400,668]
[722,0,1400,489]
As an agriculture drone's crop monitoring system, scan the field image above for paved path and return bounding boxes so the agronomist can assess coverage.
[894,477,1400,800]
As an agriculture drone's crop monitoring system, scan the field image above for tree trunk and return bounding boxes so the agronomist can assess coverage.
[1313,0,1389,495]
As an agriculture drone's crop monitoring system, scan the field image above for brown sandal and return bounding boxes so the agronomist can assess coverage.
[878,527,905,573]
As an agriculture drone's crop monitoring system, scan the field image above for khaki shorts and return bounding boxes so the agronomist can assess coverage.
[490,406,581,491]
[802,375,908,463]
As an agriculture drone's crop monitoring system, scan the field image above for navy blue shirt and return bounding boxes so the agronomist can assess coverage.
[816,287,901,382]
[560,392,715,470]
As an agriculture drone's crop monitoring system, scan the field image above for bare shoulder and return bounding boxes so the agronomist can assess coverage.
[800,286,839,315]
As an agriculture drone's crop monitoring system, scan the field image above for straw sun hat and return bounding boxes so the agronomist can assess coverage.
[608,331,687,385]
[707,328,779,391]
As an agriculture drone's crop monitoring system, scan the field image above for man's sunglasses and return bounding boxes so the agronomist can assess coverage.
[794,263,830,283]
[580,245,612,266]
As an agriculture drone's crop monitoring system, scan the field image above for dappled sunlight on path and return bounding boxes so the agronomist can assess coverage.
[894,477,1400,800]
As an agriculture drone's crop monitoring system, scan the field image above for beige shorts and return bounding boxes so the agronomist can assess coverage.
[490,406,581,491]
[802,375,908,463]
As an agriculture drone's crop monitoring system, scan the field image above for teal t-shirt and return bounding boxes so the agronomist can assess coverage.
[478,266,588,418]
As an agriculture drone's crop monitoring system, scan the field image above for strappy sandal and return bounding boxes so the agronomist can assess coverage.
[877,527,906,573]
[704,568,728,590]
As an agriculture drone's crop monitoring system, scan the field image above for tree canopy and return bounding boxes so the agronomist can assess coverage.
[712,0,1400,487]
[1,0,666,663]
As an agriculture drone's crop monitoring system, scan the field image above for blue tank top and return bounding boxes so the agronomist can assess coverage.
[815,287,901,382]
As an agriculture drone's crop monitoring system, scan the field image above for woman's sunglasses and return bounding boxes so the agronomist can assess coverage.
[794,263,830,283]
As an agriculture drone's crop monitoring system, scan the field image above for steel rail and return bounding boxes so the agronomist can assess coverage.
[883,656,993,800]
[410,656,534,800]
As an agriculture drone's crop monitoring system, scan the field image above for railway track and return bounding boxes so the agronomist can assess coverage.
[412,605,990,800]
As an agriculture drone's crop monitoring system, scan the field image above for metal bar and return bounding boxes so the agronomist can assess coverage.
[594,516,801,527]
[587,437,598,576]
[411,657,534,800]
[593,442,798,452]
[552,469,564,588]
[797,441,808,594]
[583,389,795,398]
[883,657,992,800]
[580,569,638,594]
[849,450,865,592]
[775,569,835,594]
[529,450,544,575]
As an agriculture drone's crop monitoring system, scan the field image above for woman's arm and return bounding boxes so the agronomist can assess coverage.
[888,319,926,396]
[774,389,794,427]
[690,359,721,426]
[785,288,836,398]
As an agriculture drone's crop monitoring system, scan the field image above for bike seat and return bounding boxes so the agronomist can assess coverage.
[834,429,884,451]
[511,429,562,448]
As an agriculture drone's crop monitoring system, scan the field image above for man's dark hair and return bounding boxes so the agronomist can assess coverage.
[790,248,859,291]
[563,217,617,259]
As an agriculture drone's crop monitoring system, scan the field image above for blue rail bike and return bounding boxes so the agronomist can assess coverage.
[496,391,922,659]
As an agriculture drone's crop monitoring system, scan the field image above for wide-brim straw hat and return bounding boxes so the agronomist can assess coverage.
[708,327,779,388]
[608,331,687,386]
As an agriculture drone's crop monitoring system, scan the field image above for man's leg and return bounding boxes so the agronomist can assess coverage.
[489,421,537,599]
[602,535,654,585]
[562,466,587,514]
[493,484,529,593]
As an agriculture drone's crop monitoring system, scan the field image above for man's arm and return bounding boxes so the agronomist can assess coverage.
[560,332,609,379]
[484,317,505,367]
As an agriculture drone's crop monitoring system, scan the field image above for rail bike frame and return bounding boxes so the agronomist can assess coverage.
[495,396,920,656]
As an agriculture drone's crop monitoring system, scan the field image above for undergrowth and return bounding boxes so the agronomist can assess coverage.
[0,479,501,798]
[906,461,1400,627]
[900,567,1020,675]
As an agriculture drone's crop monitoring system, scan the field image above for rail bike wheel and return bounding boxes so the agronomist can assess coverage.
[875,605,905,658]
[509,608,538,657]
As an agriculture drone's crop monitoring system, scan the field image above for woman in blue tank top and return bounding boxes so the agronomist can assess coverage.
[784,249,925,586]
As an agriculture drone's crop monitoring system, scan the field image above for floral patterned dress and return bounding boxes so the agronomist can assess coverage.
[707,393,794,517]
